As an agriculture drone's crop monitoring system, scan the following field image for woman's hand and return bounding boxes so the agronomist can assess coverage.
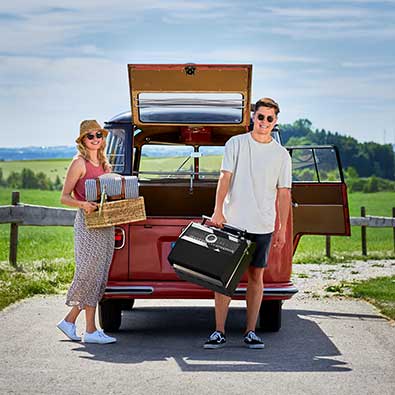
[81,201,98,214]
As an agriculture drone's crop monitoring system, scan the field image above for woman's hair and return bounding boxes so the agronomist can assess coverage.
[76,136,111,170]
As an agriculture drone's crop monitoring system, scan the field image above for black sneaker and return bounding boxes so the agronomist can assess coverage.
[244,331,264,349]
[204,331,226,349]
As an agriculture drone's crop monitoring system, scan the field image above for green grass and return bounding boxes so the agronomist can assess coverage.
[0,188,74,263]
[351,276,395,320]
[0,187,74,311]
[0,158,70,182]
[0,259,74,311]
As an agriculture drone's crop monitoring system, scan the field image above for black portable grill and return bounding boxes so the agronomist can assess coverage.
[168,218,256,296]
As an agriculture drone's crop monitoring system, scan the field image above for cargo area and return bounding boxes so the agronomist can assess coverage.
[139,181,217,217]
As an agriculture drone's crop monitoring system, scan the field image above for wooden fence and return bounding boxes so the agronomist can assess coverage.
[1,191,395,267]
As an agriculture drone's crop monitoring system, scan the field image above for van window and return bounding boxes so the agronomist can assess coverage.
[290,146,342,182]
[138,93,244,124]
[106,128,126,173]
[198,146,223,179]
[139,144,194,180]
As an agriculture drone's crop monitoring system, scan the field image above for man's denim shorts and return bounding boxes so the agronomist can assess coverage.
[246,232,273,268]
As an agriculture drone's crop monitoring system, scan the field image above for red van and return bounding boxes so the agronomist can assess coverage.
[99,64,350,332]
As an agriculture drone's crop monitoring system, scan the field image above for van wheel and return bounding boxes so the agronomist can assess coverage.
[259,300,282,332]
[99,299,122,332]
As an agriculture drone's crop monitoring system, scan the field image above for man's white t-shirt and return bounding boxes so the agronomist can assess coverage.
[221,133,292,234]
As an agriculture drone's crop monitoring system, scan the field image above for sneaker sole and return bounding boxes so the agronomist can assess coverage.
[83,339,117,344]
[203,343,226,349]
[244,343,265,349]
[56,324,81,342]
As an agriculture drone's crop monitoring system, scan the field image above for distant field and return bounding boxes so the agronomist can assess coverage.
[0,156,223,182]
[0,159,70,182]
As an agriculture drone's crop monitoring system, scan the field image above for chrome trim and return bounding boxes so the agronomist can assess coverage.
[234,286,299,296]
[104,286,154,295]
[181,235,208,248]
[114,226,125,250]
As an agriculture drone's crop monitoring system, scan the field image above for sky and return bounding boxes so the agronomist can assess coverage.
[1,0,395,147]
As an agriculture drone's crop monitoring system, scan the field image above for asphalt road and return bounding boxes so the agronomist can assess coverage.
[0,295,394,395]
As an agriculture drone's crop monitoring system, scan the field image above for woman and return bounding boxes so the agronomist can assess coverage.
[57,119,116,344]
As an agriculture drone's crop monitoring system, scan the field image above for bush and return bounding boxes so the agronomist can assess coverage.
[347,174,395,193]
[3,168,56,191]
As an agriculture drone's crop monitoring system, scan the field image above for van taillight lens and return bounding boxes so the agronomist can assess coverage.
[114,227,125,250]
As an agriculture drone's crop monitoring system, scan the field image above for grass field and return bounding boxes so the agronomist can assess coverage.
[0,188,74,263]
[351,276,395,320]
[0,158,70,182]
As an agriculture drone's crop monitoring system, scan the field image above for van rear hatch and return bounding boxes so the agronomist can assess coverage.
[127,64,252,142]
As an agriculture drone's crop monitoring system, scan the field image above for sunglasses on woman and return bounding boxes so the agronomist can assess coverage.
[86,132,103,140]
[257,114,274,123]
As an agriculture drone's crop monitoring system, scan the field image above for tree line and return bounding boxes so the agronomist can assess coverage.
[0,168,63,191]
[281,119,395,181]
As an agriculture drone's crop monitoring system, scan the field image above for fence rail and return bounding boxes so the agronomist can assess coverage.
[1,191,394,266]
[2,204,394,228]
[0,204,76,226]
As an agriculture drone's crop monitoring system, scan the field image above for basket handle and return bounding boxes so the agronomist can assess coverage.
[95,176,126,201]
[98,186,107,216]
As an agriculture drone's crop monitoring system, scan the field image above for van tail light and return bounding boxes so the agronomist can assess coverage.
[114,227,125,250]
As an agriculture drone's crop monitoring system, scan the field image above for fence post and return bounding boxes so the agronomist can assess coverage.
[9,191,20,269]
[361,206,367,256]
[393,207,395,253]
[325,235,331,258]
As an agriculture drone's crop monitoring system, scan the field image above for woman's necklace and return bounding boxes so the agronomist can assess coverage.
[89,158,100,166]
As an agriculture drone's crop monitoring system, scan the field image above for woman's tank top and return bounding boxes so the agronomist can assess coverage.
[73,159,106,201]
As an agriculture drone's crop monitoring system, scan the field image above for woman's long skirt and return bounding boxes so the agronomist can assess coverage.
[66,209,114,309]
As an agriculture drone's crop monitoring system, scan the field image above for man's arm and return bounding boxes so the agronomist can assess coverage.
[272,187,291,248]
[211,170,232,227]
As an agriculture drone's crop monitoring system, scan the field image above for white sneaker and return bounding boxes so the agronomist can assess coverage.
[57,320,81,341]
[83,330,117,344]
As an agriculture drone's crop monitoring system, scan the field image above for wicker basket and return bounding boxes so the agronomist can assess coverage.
[85,197,146,229]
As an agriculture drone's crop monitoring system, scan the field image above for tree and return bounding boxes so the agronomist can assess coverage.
[7,172,22,188]
[363,176,379,193]
[0,168,5,187]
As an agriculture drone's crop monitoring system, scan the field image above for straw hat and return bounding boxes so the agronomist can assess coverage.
[76,120,109,143]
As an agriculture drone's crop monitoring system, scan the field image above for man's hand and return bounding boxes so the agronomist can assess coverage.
[211,211,226,228]
[272,229,286,249]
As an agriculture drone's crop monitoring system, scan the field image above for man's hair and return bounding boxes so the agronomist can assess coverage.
[254,97,280,115]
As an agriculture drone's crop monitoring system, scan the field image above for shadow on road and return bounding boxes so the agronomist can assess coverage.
[71,305,383,372]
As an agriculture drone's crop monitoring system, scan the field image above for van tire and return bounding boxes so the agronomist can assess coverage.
[259,300,282,332]
[99,299,122,332]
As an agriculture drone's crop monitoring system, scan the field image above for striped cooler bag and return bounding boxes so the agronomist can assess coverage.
[84,173,146,229]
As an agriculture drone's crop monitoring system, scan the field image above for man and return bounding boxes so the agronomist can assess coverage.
[204,97,292,349]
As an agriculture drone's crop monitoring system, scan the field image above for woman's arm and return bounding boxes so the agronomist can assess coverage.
[60,158,98,214]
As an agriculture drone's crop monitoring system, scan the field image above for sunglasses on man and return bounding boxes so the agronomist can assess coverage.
[86,132,103,140]
[257,114,274,123]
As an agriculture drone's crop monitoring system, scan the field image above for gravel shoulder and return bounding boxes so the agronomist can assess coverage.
[292,259,395,299]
